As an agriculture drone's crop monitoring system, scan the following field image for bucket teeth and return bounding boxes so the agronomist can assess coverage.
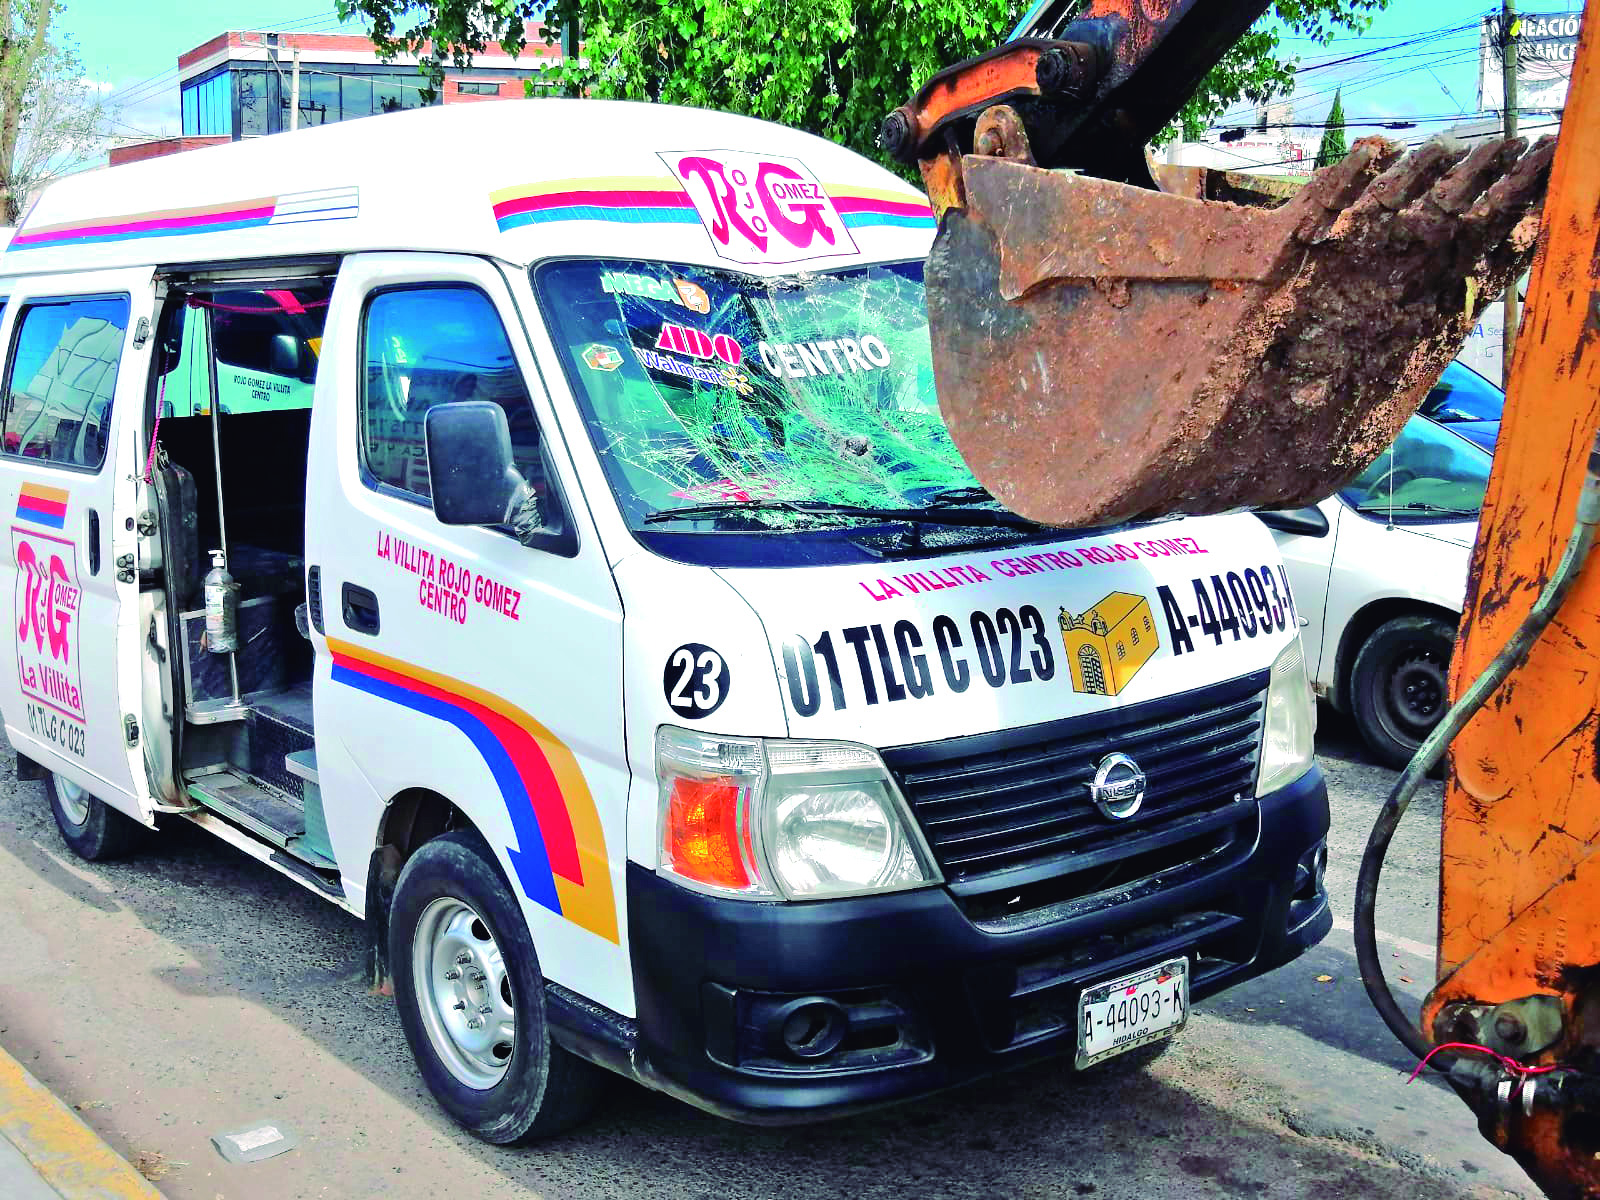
[926,134,1555,528]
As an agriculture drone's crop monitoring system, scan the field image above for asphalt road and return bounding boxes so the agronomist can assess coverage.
[0,709,1539,1200]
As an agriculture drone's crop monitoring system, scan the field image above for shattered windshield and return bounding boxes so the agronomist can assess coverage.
[532,258,998,542]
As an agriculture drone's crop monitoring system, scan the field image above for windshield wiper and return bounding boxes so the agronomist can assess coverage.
[1356,501,1478,517]
[643,498,1042,529]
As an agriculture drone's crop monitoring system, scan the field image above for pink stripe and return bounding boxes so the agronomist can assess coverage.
[492,189,693,219]
[16,204,276,244]
[17,496,66,518]
[831,196,933,217]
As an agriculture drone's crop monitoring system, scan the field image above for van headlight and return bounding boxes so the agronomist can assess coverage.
[1257,637,1317,796]
[656,727,941,900]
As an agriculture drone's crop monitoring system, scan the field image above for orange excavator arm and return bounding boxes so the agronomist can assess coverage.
[899,0,1600,1195]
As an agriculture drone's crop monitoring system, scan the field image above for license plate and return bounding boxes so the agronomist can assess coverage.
[1075,957,1188,1069]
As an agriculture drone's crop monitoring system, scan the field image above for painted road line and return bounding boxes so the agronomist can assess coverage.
[1330,915,1436,961]
[0,1045,164,1199]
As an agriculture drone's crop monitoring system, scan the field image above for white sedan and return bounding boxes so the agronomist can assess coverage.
[1261,409,1492,767]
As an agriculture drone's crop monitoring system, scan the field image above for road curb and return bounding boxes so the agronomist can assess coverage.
[0,1045,164,1199]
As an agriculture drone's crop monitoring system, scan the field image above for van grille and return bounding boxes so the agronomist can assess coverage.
[881,672,1267,896]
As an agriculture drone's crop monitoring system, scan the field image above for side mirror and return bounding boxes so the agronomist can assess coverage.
[1255,505,1330,538]
[424,402,527,526]
[267,333,303,379]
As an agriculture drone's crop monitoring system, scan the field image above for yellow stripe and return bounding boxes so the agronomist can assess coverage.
[20,483,69,504]
[328,637,618,943]
[825,182,930,205]
[0,1047,165,1199]
[489,176,682,205]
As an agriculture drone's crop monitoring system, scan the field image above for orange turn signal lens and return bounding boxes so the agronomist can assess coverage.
[664,776,751,890]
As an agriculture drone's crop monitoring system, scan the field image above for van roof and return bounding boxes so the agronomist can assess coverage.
[1,99,936,279]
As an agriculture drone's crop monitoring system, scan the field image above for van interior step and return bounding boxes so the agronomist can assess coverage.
[245,684,314,800]
[186,766,336,870]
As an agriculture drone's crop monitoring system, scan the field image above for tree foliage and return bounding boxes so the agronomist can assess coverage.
[338,0,1389,170]
[0,0,109,223]
[1314,87,1347,168]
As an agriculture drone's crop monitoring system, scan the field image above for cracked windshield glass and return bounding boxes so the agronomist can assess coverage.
[535,258,1002,539]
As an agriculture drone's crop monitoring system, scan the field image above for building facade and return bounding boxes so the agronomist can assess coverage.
[110,30,560,164]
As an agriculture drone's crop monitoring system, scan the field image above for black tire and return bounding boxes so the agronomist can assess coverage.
[389,829,607,1143]
[46,772,144,861]
[1350,613,1455,769]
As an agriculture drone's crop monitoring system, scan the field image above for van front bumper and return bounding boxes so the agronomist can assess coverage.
[558,766,1329,1124]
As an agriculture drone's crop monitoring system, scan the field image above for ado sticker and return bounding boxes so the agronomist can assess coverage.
[583,344,623,372]
[664,643,729,719]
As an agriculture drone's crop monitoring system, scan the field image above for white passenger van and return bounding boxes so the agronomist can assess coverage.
[0,99,1329,1140]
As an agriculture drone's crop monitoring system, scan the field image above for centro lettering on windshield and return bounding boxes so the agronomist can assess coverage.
[782,606,1055,716]
[663,149,859,266]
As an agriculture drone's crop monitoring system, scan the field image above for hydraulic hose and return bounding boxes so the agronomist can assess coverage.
[1355,428,1600,1078]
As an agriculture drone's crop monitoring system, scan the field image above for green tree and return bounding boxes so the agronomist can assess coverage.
[1314,87,1347,168]
[0,1,108,223]
[336,0,1387,169]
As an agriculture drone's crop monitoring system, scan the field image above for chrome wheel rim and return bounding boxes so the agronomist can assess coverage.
[412,897,516,1090]
[56,777,91,827]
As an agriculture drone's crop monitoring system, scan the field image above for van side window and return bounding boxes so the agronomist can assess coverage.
[361,287,549,502]
[3,296,129,469]
[158,286,330,418]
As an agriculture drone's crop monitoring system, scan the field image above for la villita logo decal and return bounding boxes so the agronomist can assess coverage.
[661,150,858,266]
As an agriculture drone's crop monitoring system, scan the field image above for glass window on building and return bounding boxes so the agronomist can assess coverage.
[373,73,426,115]
[181,71,232,136]
[289,70,341,126]
[456,80,502,95]
[236,69,276,137]
[341,73,373,120]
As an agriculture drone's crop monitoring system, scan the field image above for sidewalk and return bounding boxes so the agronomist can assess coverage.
[0,1043,164,1199]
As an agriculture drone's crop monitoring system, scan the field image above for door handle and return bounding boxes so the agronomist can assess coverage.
[87,508,100,575]
[341,583,381,636]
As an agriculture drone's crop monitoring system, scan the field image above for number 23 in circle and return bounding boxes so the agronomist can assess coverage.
[664,644,730,718]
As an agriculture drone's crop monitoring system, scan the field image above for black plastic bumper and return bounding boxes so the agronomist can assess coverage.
[554,766,1330,1124]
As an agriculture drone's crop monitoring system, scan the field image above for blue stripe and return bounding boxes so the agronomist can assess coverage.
[331,663,562,915]
[495,206,702,232]
[10,215,274,251]
[841,212,937,230]
[15,504,65,529]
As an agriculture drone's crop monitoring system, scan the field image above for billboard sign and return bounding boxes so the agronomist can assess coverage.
[1479,13,1579,111]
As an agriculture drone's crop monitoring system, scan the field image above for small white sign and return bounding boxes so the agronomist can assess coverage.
[660,149,859,267]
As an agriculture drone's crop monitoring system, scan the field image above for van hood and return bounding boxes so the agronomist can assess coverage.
[713,513,1300,747]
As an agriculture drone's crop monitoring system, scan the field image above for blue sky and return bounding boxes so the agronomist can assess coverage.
[64,2,357,140]
[61,0,1585,146]
[1230,0,1585,130]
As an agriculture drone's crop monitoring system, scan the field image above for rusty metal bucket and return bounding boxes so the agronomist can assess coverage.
[926,133,1555,527]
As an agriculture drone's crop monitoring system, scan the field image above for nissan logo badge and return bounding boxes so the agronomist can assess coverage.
[1089,753,1146,820]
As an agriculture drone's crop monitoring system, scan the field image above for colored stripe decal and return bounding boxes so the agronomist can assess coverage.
[489,175,935,234]
[16,484,68,528]
[11,188,360,250]
[496,206,701,233]
[841,211,938,230]
[327,638,618,943]
[491,177,695,233]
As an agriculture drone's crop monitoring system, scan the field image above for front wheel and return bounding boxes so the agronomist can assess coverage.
[1350,613,1455,769]
[389,830,607,1143]
[46,772,144,861]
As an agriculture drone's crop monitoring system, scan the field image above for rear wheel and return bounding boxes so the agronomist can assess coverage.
[46,772,144,861]
[389,830,607,1143]
[1350,614,1455,769]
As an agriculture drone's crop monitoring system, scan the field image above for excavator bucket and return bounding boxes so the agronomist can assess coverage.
[926,134,1556,527]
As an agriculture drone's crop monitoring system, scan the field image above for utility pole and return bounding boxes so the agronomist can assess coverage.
[289,46,301,132]
[1501,0,1519,384]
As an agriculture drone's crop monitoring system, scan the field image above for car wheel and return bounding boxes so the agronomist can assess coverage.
[1350,614,1455,770]
[389,829,607,1143]
[46,772,144,861]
